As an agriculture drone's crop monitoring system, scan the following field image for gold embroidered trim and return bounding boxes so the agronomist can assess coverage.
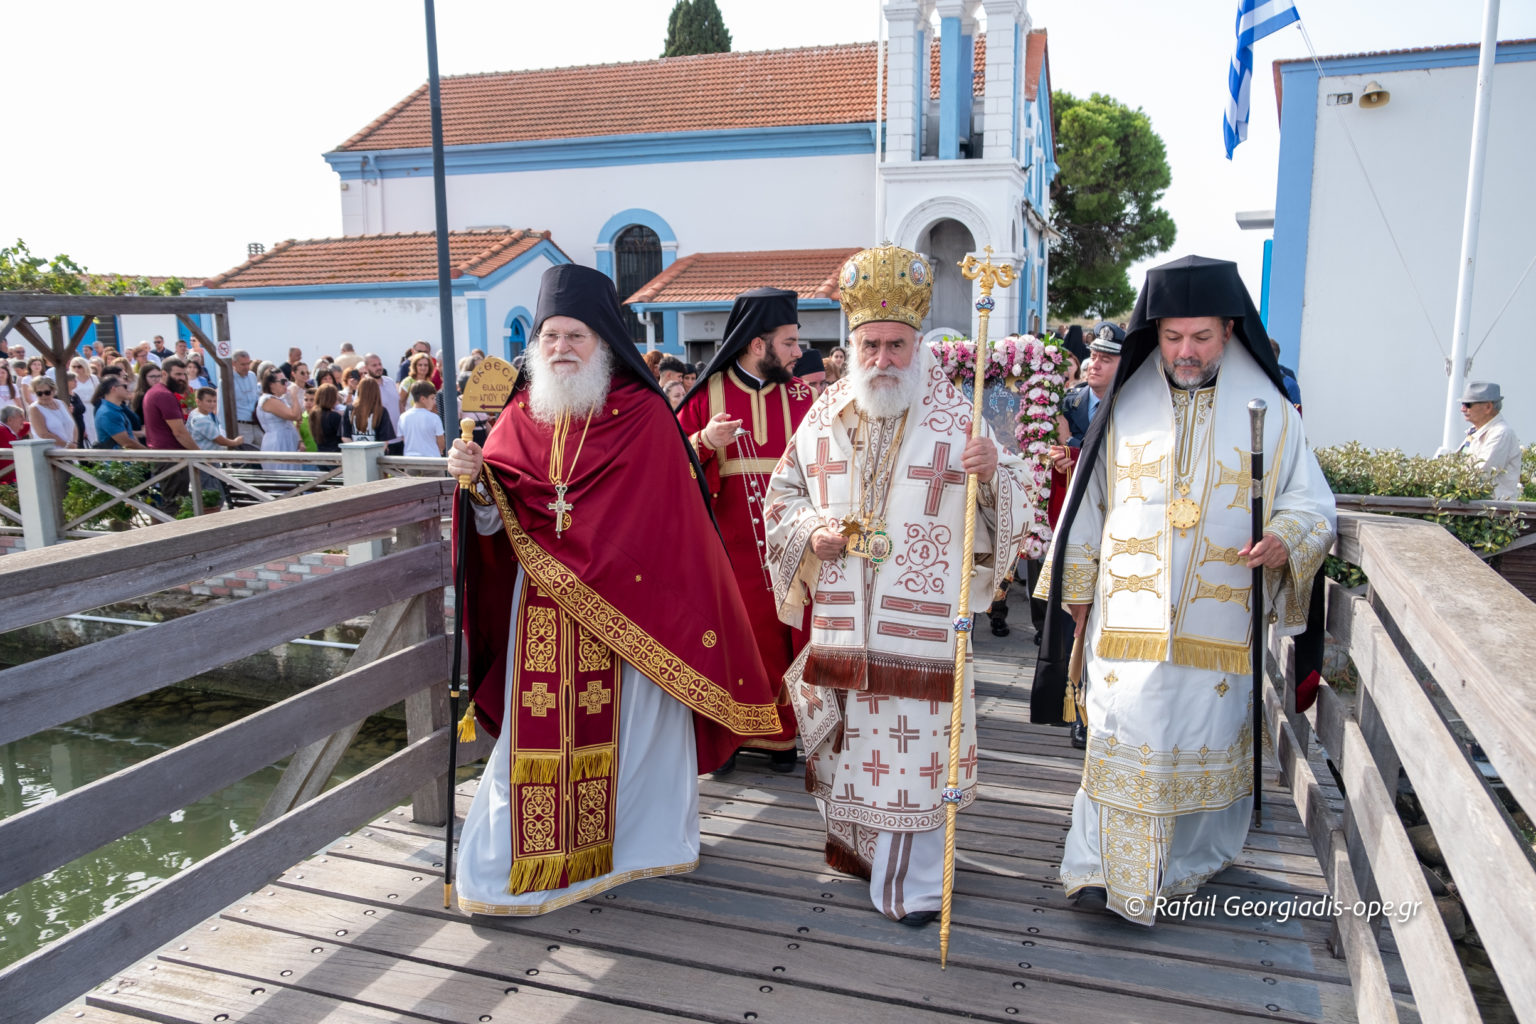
[1107,570,1162,598]
[510,752,560,785]
[486,474,780,736]
[1197,537,1245,567]
[572,746,614,782]
[1084,713,1254,815]
[1108,532,1162,559]
[1170,637,1252,673]
[1192,575,1251,612]
[1115,440,1164,502]
[720,457,781,478]
[1096,630,1168,662]
[461,859,699,916]
[1214,448,1252,511]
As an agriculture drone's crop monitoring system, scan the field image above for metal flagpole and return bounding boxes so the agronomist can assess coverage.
[940,248,1015,968]
[1247,400,1267,829]
[873,0,886,242]
[425,0,461,430]
[443,417,475,907]
[1439,0,1501,454]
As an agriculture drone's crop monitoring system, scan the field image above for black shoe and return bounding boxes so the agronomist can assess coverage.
[711,753,737,776]
[898,910,938,927]
[1070,722,1087,749]
[990,617,1010,637]
[1032,630,1042,646]
[769,748,798,773]
[1071,886,1107,910]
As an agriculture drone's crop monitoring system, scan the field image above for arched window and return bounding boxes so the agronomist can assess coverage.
[919,218,977,333]
[503,307,532,361]
[614,225,663,347]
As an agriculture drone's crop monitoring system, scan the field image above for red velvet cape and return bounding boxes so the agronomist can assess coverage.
[457,373,781,772]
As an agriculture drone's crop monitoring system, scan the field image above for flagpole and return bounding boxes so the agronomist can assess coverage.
[874,0,887,242]
[1439,0,1501,453]
[425,0,460,430]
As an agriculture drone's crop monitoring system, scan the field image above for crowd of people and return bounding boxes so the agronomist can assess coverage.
[639,342,847,406]
[0,333,487,504]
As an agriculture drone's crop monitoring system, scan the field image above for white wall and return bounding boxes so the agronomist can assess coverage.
[116,314,184,349]
[224,295,471,371]
[353,153,876,261]
[1297,60,1536,453]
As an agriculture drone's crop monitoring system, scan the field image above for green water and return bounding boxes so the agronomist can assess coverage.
[0,685,409,970]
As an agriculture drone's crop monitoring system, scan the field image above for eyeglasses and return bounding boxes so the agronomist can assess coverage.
[33,388,53,396]
[538,331,594,346]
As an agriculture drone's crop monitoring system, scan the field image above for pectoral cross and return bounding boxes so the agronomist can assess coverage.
[547,485,574,538]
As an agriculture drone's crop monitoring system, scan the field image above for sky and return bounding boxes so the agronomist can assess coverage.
[4,0,1535,297]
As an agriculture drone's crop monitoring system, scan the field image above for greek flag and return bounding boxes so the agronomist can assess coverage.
[1225,0,1301,159]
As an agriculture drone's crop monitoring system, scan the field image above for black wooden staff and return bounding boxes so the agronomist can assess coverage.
[444,419,476,908]
[1248,399,1267,829]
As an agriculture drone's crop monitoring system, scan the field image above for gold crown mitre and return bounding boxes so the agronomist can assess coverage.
[838,243,933,330]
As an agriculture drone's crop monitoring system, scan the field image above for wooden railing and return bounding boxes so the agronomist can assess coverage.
[1261,510,1536,1023]
[0,477,485,1023]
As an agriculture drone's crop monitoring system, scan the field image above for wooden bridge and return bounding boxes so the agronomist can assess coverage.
[2,478,1533,1023]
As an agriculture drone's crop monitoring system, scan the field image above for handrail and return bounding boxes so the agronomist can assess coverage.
[1332,492,1536,517]
[1263,509,1536,1022]
[0,476,467,1022]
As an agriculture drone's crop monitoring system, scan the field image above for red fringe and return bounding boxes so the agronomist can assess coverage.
[804,756,817,793]
[825,838,870,880]
[806,648,954,703]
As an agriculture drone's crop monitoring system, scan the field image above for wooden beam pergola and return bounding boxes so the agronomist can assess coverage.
[0,292,237,438]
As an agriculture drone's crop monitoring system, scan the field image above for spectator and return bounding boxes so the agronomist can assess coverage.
[397,340,431,382]
[313,366,340,392]
[26,377,76,446]
[825,345,847,384]
[188,387,244,452]
[643,349,664,379]
[0,405,30,483]
[296,389,320,454]
[278,347,303,380]
[291,362,312,390]
[792,348,826,394]
[0,363,22,406]
[88,355,105,377]
[657,354,689,389]
[142,357,199,501]
[230,349,263,448]
[333,342,363,374]
[130,363,164,421]
[173,338,191,361]
[1459,381,1523,500]
[93,378,143,449]
[22,356,48,388]
[400,353,435,413]
[663,380,687,408]
[344,375,397,448]
[339,367,362,407]
[148,335,174,364]
[186,355,211,390]
[308,383,345,452]
[256,370,304,470]
[399,381,445,456]
[1269,339,1303,409]
[361,353,403,448]
[67,358,101,445]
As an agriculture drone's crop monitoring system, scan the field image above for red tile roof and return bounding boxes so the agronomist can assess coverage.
[625,248,862,305]
[201,229,556,290]
[334,31,1055,153]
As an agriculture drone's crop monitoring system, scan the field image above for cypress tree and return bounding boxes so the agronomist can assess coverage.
[662,0,732,58]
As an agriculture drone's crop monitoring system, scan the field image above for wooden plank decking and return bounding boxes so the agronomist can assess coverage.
[43,616,1412,1024]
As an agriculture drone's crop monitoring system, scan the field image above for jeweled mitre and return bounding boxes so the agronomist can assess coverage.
[838,243,933,330]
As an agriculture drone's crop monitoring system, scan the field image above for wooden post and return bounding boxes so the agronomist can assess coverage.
[12,439,60,548]
[177,311,238,434]
[341,441,387,564]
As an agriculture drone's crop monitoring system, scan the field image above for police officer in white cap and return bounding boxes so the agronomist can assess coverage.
[1459,381,1523,500]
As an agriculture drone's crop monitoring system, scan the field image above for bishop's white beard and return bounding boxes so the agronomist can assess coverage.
[848,353,924,420]
[526,342,613,425]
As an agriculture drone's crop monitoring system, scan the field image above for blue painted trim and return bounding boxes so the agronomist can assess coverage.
[595,208,679,280]
[663,311,679,355]
[324,122,879,180]
[467,297,487,357]
[1260,239,1273,327]
[1274,37,1536,82]
[628,299,841,313]
[938,17,962,160]
[502,305,532,361]
[1011,23,1023,162]
[190,238,567,301]
[1267,61,1318,366]
[914,27,927,160]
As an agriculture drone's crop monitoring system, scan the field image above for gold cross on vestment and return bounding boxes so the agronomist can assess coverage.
[1215,448,1252,511]
[578,679,612,715]
[522,681,557,717]
[1116,441,1164,502]
[547,484,574,538]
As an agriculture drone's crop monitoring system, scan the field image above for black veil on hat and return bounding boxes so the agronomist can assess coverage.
[679,287,800,407]
[1033,256,1290,721]
[527,263,717,519]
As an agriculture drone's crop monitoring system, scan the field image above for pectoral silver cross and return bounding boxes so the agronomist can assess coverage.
[547,485,574,538]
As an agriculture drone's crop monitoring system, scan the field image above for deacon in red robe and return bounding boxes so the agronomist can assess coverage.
[449,265,780,916]
[676,287,816,774]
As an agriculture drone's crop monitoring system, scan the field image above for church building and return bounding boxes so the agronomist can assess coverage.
[197,0,1056,368]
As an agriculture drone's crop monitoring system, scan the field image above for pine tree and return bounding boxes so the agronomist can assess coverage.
[661,0,732,58]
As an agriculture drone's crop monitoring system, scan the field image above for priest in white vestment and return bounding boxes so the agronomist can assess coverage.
[764,243,1032,926]
[1036,256,1336,925]
[447,265,779,916]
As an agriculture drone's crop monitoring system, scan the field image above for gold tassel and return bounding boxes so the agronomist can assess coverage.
[1095,630,1170,662]
[566,843,613,884]
[511,754,561,785]
[1170,638,1252,674]
[572,747,614,782]
[456,703,478,743]
[508,853,565,895]
[1062,679,1078,723]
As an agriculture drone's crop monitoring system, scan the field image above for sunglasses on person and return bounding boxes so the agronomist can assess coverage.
[33,387,54,396]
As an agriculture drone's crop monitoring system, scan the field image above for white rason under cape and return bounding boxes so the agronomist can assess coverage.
[456,506,698,916]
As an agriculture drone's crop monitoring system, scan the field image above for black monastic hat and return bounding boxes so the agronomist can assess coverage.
[679,287,800,407]
[793,347,825,377]
[1061,324,1089,362]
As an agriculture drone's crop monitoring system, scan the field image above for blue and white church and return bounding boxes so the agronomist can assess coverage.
[198,0,1057,367]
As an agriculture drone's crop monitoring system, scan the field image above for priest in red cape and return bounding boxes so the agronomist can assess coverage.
[676,287,816,775]
[448,264,780,916]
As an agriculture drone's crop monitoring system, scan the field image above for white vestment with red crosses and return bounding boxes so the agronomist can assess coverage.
[763,349,1031,917]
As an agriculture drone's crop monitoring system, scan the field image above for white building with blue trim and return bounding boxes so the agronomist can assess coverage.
[199,0,1057,367]
[1266,37,1536,452]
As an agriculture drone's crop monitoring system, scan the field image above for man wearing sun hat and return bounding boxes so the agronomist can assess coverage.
[1459,381,1523,500]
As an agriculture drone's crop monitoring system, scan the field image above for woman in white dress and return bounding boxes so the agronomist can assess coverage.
[256,370,303,470]
[26,377,75,447]
[67,357,101,446]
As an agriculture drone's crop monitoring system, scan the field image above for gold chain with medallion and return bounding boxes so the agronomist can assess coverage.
[1167,387,1214,536]
[840,412,907,569]
[546,410,595,539]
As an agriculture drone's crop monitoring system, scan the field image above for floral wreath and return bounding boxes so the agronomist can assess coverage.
[930,332,1069,559]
